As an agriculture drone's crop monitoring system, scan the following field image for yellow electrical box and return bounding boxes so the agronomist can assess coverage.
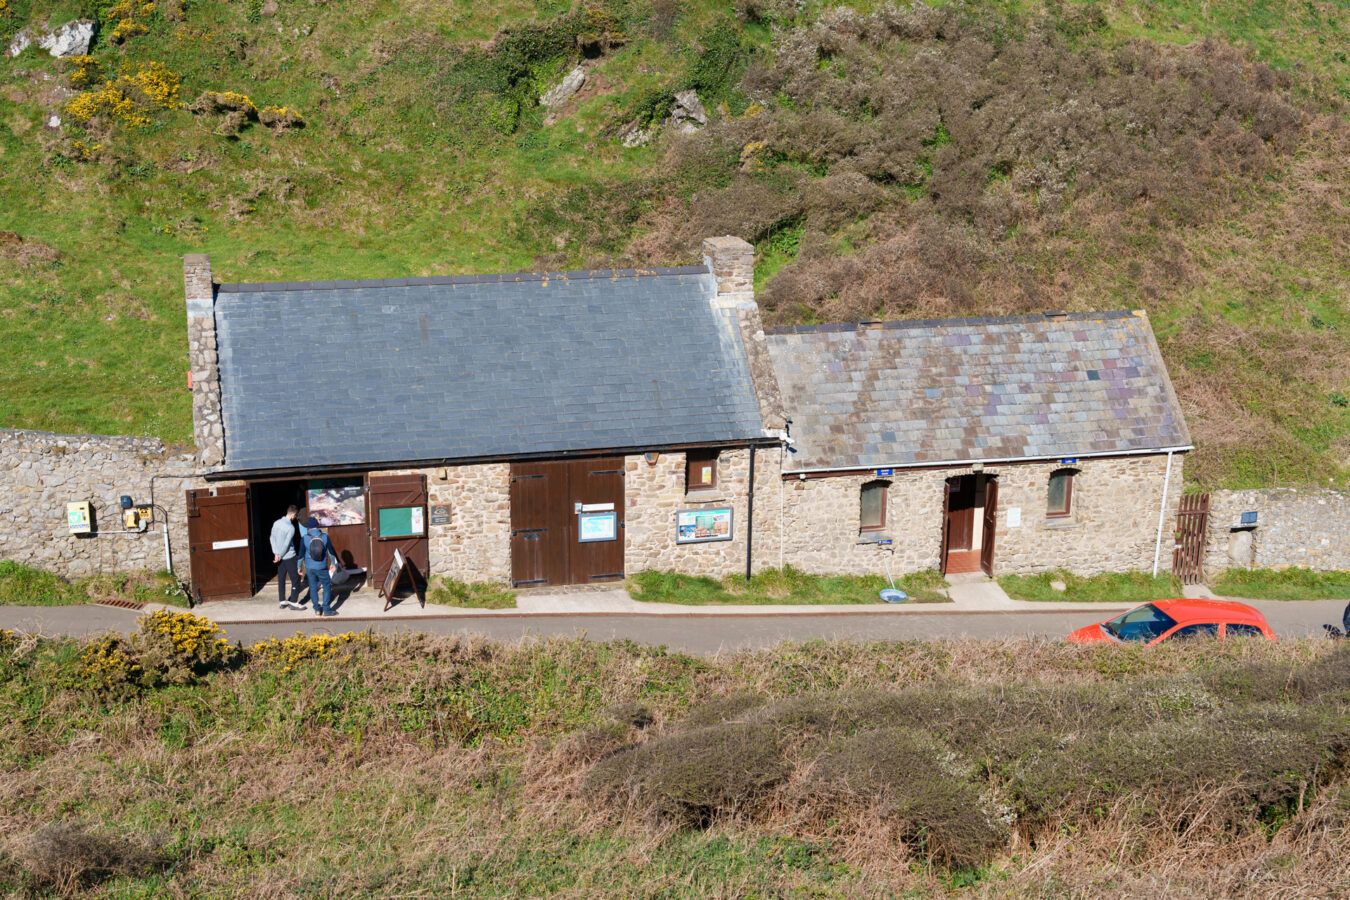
[67,501,92,534]
[122,505,152,531]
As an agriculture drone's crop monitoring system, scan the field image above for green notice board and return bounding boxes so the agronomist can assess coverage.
[378,505,424,538]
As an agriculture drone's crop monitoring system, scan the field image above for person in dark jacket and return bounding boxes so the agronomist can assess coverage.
[300,516,339,616]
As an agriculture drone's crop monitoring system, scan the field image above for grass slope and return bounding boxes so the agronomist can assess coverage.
[1,615,1348,895]
[0,0,1347,489]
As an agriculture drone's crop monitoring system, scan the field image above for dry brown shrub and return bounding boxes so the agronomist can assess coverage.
[13,824,164,896]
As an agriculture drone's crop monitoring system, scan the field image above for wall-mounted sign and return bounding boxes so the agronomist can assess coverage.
[1060,458,1078,465]
[1240,510,1258,526]
[1006,507,1022,528]
[66,501,92,534]
[378,505,424,538]
[581,502,615,512]
[308,478,365,526]
[876,468,894,477]
[579,510,618,542]
[676,507,733,543]
[429,504,451,526]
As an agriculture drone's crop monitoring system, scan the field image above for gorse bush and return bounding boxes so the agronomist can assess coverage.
[74,610,237,698]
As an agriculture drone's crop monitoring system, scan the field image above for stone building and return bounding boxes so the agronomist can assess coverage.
[1,234,1211,597]
[765,310,1193,578]
[178,240,787,600]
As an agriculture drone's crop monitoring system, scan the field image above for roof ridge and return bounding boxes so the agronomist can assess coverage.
[764,310,1138,335]
[217,265,710,294]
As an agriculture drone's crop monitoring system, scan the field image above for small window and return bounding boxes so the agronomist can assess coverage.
[1047,468,1076,518]
[686,450,718,493]
[1170,623,1219,640]
[860,480,889,532]
[1224,624,1264,639]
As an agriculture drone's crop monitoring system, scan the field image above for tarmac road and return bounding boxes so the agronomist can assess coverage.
[2,598,1345,656]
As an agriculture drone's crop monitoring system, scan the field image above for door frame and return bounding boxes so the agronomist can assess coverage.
[940,473,997,576]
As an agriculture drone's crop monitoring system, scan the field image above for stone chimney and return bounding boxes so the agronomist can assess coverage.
[702,235,785,433]
[184,254,225,468]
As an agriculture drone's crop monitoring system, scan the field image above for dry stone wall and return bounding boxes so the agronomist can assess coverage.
[1204,488,1350,573]
[0,428,203,579]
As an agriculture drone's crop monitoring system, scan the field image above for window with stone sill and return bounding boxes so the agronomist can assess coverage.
[686,450,719,494]
[860,479,889,532]
[1047,468,1078,519]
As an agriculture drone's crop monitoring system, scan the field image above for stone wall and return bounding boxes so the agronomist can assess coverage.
[0,428,203,579]
[184,254,224,468]
[1204,488,1350,573]
[625,446,782,577]
[392,464,512,584]
[777,453,1183,578]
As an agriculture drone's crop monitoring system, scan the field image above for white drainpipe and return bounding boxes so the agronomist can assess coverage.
[1152,450,1175,578]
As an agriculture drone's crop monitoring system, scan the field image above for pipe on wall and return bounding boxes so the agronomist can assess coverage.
[1152,450,1175,578]
[746,446,755,580]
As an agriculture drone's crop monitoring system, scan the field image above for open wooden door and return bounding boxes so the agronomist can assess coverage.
[938,480,953,574]
[368,474,429,593]
[186,485,254,602]
[980,477,998,576]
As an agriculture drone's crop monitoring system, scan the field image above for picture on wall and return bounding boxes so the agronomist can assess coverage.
[307,478,365,526]
[676,507,733,543]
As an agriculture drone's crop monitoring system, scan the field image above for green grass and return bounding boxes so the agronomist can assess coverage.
[426,577,517,609]
[0,0,1347,491]
[1,619,1347,895]
[998,569,1184,604]
[0,561,188,607]
[628,565,951,605]
[1212,567,1350,601]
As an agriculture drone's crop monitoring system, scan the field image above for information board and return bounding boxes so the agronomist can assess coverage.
[378,505,424,538]
[676,507,734,544]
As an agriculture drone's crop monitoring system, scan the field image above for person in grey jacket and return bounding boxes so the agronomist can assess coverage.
[270,505,305,610]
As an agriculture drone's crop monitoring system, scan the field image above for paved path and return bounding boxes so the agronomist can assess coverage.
[2,598,1345,656]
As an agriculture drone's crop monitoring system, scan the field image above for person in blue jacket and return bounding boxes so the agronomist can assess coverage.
[300,516,339,616]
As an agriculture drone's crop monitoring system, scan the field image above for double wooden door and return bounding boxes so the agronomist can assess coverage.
[510,458,625,587]
[187,473,429,602]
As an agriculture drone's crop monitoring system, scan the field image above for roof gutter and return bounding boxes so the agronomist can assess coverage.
[209,436,783,481]
[781,445,1195,477]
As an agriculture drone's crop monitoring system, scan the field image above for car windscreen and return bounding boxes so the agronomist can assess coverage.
[1102,604,1179,642]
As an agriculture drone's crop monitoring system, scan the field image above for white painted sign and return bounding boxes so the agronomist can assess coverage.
[212,538,248,550]
[411,507,424,534]
[1006,508,1022,528]
[581,502,616,512]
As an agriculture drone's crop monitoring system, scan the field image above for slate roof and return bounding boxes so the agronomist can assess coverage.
[213,268,766,472]
[766,311,1190,473]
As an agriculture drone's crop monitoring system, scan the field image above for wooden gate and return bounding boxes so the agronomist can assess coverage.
[510,458,625,587]
[1172,492,1210,584]
[368,474,429,591]
[186,486,254,602]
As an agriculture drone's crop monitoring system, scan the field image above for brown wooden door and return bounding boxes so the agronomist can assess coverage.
[947,477,975,550]
[186,486,254,602]
[568,458,625,583]
[511,462,571,587]
[510,458,625,587]
[980,477,999,576]
[938,480,953,574]
[368,474,429,590]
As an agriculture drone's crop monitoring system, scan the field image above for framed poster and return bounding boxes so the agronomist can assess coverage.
[579,510,618,542]
[307,477,365,526]
[676,507,733,544]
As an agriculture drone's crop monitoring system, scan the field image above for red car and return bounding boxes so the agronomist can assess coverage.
[1067,598,1275,645]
